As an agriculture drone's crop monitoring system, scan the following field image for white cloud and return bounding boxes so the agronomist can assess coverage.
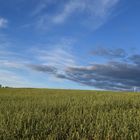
[34,40,77,71]
[0,60,23,69]
[27,39,77,83]
[52,0,85,24]
[31,0,56,16]
[53,0,119,29]
[0,34,32,69]
[0,70,30,87]
[35,0,120,30]
[39,40,75,68]
[90,0,119,17]
[39,48,76,68]
[0,17,8,29]
[31,3,47,16]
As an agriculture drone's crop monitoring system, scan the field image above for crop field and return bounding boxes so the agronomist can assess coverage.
[0,88,140,140]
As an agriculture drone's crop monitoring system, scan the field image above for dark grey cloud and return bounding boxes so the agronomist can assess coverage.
[27,60,140,91]
[27,49,140,91]
[64,62,140,91]
[129,54,140,65]
[29,64,57,74]
[92,47,126,58]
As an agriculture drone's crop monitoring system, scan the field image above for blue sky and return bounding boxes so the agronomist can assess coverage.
[0,0,140,90]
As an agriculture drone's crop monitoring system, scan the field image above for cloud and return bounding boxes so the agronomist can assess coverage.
[129,54,140,65]
[0,36,31,69]
[52,0,119,24]
[52,0,85,24]
[0,70,30,87]
[0,17,8,29]
[0,60,24,69]
[28,60,140,91]
[26,39,77,82]
[64,61,140,91]
[29,64,57,74]
[31,0,56,16]
[34,0,120,30]
[92,47,126,58]
[31,39,77,70]
[39,48,76,68]
[27,47,140,91]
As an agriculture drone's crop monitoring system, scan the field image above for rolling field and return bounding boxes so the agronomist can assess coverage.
[0,88,140,140]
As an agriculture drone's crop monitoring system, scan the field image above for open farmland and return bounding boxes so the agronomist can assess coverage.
[0,88,140,140]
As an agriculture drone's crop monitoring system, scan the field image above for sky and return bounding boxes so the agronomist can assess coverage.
[0,0,140,91]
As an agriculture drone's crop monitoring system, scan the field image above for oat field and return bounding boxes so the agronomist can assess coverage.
[0,88,140,140]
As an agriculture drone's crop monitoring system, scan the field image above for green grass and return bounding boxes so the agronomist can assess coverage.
[0,88,140,140]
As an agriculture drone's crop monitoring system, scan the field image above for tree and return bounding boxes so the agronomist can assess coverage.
[0,84,2,88]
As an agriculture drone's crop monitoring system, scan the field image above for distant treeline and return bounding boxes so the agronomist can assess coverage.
[0,85,10,88]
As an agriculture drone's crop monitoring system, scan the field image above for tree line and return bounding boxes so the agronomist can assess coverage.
[0,84,10,88]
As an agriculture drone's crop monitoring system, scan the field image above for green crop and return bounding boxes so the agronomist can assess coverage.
[0,88,140,140]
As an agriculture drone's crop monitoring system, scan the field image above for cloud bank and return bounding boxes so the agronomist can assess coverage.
[28,47,140,91]
[1,36,140,91]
